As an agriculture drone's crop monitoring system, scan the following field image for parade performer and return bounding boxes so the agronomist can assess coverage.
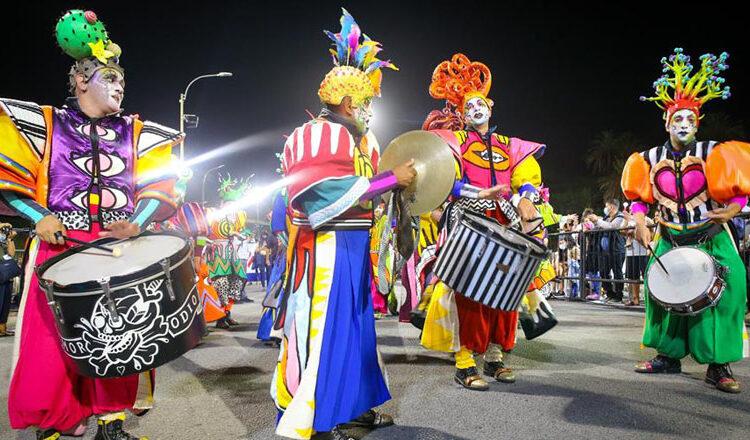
[257,190,288,345]
[1,10,182,439]
[205,174,249,329]
[271,9,415,439]
[420,53,547,391]
[622,48,748,393]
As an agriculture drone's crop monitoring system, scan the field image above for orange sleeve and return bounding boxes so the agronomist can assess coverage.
[621,152,654,204]
[705,141,750,204]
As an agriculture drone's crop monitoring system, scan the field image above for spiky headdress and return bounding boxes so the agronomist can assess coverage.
[218,174,251,202]
[640,48,731,124]
[318,8,398,107]
[428,53,492,114]
[56,10,124,92]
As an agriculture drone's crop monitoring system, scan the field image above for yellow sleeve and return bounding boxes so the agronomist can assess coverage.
[511,155,542,193]
[133,119,184,220]
[0,113,41,199]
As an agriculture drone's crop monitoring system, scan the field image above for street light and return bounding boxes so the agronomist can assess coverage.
[201,164,225,207]
[178,72,233,160]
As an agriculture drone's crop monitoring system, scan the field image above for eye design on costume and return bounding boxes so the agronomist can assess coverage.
[462,141,509,170]
[76,123,118,142]
[71,153,126,177]
[99,187,129,210]
[69,190,90,209]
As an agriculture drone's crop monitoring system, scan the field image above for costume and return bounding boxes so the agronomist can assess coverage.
[622,48,748,389]
[271,9,398,438]
[1,10,181,438]
[420,53,548,386]
[204,175,249,326]
[257,190,288,343]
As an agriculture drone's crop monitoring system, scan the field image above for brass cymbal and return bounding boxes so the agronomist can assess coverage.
[379,130,456,215]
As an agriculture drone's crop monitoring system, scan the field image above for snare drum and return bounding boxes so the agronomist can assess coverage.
[434,211,547,311]
[37,232,205,378]
[646,246,726,316]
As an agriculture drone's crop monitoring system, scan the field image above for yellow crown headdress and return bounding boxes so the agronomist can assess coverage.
[640,48,731,123]
[318,8,398,107]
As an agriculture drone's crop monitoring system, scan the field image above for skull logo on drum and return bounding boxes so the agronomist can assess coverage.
[75,279,170,376]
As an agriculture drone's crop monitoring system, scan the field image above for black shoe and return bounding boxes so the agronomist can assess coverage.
[345,409,394,429]
[634,354,681,374]
[454,366,489,391]
[311,426,359,440]
[36,429,60,440]
[706,363,741,393]
[215,318,230,329]
[225,312,239,326]
[483,361,516,383]
[94,418,145,440]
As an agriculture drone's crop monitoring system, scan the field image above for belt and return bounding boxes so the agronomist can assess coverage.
[661,223,723,246]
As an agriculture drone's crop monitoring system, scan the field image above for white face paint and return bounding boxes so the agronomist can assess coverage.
[667,109,698,147]
[353,99,373,134]
[87,68,125,116]
[463,97,491,128]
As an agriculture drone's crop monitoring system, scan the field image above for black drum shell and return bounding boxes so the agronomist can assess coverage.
[36,232,206,378]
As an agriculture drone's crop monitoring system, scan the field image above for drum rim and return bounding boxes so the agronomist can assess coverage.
[36,231,192,296]
[459,211,548,258]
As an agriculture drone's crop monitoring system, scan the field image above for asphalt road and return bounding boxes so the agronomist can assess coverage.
[2,285,749,440]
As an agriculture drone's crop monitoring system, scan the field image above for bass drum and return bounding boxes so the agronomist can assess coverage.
[36,232,205,378]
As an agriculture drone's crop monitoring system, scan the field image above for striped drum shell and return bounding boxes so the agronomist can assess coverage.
[434,211,547,311]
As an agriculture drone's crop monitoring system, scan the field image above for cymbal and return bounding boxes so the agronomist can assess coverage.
[379,130,456,215]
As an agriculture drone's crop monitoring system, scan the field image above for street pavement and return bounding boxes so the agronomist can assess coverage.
[2,285,749,440]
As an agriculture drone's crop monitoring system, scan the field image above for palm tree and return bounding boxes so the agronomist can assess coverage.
[586,131,643,202]
[699,112,746,142]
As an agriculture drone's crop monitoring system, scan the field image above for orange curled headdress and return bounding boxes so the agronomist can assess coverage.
[428,53,492,113]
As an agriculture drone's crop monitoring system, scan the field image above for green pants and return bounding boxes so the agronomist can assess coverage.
[643,227,747,364]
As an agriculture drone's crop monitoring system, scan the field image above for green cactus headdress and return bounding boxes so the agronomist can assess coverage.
[56,10,125,92]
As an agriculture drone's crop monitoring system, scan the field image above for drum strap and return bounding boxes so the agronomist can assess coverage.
[661,223,722,247]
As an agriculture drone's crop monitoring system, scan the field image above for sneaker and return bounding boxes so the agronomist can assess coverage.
[634,354,681,374]
[94,418,146,440]
[36,429,61,440]
[706,363,741,393]
[585,293,600,301]
[454,366,489,391]
[483,361,516,383]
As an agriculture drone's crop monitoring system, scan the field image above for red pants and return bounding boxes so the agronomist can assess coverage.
[455,293,518,354]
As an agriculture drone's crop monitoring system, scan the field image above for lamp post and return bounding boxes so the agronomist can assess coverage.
[178,72,233,161]
[201,164,225,207]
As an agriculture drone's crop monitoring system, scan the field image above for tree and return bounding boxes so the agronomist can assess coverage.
[585,130,643,202]
[698,112,746,142]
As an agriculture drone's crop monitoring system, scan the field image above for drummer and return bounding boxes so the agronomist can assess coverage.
[622,48,748,393]
[0,10,182,439]
[420,54,548,391]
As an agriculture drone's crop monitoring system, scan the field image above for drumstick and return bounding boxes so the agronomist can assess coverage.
[646,243,669,276]
[54,232,123,257]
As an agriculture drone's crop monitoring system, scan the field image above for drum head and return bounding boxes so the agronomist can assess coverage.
[43,234,187,286]
[646,247,716,304]
[463,212,547,257]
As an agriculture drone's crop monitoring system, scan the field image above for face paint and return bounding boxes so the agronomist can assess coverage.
[667,108,698,148]
[463,97,491,128]
[86,68,125,115]
[352,99,373,134]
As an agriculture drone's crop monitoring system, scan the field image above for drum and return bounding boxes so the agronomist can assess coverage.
[37,232,205,378]
[434,211,548,311]
[645,246,726,315]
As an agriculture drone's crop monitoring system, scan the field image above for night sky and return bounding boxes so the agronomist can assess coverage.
[3,1,749,211]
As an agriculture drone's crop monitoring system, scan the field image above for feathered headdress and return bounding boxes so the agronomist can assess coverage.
[428,53,492,113]
[56,10,124,92]
[640,47,731,124]
[318,8,398,106]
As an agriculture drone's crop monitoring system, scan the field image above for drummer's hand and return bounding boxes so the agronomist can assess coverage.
[478,184,510,200]
[393,159,417,188]
[705,203,742,225]
[517,197,538,222]
[35,215,66,245]
[100,220,140,239]
[635,221,652,247]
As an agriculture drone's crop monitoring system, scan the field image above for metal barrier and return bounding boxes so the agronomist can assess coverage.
[547,213,750,302]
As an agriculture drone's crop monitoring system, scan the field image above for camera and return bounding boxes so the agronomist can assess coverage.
[0,225,12,245]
